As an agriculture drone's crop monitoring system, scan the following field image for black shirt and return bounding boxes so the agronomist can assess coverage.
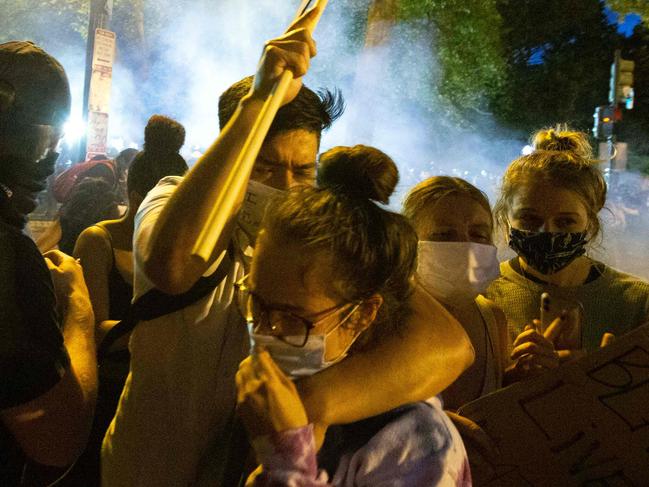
[0,220,70,485]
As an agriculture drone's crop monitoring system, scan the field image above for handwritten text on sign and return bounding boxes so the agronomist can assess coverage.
[460,325,649,486]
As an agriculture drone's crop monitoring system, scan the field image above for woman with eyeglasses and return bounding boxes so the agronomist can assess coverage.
[235,145,471,486]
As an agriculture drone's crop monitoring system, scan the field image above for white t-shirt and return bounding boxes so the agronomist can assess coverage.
[102,176,249,487]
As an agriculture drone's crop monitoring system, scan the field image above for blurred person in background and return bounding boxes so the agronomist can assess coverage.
[53,148,138,205]
[62,115,187,486]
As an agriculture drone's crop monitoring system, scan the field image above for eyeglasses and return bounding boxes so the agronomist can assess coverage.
[235,274,360,347]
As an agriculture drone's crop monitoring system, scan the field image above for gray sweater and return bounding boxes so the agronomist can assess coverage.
[487,259,649,351]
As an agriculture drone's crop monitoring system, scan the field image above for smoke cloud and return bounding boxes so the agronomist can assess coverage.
[3,0,649,279]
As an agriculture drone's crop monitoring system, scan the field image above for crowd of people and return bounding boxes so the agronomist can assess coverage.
[2,5,648,486]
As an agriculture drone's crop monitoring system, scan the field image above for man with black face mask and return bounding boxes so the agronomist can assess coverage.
[0,41,97,484]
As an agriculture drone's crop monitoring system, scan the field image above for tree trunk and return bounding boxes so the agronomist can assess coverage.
[346,0,398,143]
[364,0,398,48]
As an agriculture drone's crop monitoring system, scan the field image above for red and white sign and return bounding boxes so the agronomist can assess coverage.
[86,28,116,158]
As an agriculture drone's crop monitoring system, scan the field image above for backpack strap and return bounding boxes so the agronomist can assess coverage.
[97,243,235,361]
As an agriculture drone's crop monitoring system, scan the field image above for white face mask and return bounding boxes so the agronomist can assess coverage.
[416,241,501,306]
[247,304,361,379]
[238,179,286,240]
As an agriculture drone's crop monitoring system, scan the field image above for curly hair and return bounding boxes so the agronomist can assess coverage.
[127,115,188,197]
[59,177,121,254]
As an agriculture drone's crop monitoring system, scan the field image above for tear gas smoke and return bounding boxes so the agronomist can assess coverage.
[3,0,649,279]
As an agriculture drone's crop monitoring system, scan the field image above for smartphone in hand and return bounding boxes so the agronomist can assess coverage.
[539,292,583,349]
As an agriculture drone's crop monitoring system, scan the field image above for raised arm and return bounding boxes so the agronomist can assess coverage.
[298,281,474,427]
[140,10,318,294]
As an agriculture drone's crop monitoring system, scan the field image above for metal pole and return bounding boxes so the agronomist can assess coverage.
[78,0,112,162]
[606,50,621,175]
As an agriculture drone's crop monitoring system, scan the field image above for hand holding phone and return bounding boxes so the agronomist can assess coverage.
[539,292,583,350]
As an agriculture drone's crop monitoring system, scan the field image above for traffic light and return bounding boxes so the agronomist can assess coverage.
[609,51,635,109]
[593,105,615,140]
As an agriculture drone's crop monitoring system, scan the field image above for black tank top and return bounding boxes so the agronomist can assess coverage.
[96,225,133,320]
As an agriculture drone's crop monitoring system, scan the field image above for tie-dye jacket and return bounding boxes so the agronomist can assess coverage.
[252,396,472,486]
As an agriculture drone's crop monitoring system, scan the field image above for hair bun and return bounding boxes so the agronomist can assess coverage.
[532,127,593,159]
[317,145,398,204]
[144,114,185,156]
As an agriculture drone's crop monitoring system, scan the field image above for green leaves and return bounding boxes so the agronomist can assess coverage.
[607,0,649,20]
[398,0,508,124]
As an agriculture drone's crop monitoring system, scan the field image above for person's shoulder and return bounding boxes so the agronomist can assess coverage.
[0,220,28,243]
[488,259,530,294]
[343,400,464,483]
[155,175,184,189]
[367,400,455,451]
[134,175,184,222]
[595,262,649,290]
[138,175,184,210]
[74,224,112,256]
[497,259,519,280]
[77,223,110,241]
[475,295,507,325]
[0,223,21,295]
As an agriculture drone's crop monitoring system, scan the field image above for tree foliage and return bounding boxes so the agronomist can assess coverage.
[1,0,646,154]
[0,0,87,50]
[607,0,649,20]
[398,0,508,123]
[496,0,618,134]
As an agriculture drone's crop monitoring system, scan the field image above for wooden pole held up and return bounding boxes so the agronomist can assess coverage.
[191,0,328,262]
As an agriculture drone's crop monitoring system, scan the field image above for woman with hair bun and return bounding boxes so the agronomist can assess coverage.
[75,114,188,340]
[67,115,188,485]
[236,145,471,486]
[488,126,649,378]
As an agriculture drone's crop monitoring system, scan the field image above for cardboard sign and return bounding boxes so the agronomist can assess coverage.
[459,324,649,486]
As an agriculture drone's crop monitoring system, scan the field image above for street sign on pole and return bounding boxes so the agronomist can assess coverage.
[85,28,116,159]
[78,0,113,161]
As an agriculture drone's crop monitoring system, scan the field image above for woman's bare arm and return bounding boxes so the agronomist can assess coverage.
[73,225,113,325]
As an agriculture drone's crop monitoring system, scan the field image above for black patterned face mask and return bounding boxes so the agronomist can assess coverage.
[508,228,588,275]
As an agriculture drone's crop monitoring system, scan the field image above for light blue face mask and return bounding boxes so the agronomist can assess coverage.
[416,241,501,305]
[247,303,361,379]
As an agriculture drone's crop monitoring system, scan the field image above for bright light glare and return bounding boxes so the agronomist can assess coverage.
[521,144,534,155]
[63,117,86,146]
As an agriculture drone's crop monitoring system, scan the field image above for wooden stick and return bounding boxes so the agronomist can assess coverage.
[191,0,329,261]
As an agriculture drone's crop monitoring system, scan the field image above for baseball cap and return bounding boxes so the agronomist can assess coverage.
[0,41,71,127]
